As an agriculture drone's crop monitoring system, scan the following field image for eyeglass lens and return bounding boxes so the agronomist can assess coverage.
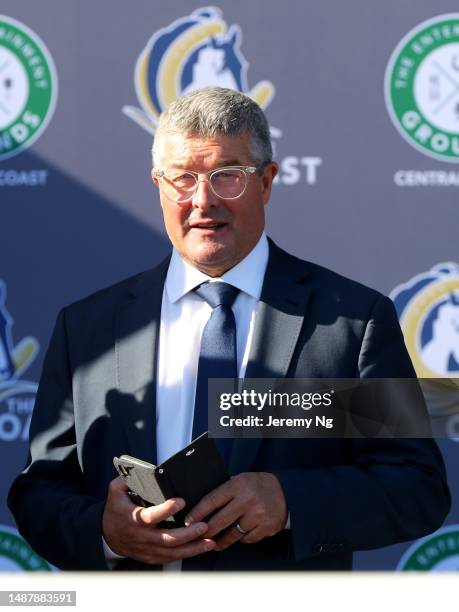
[162,168,247,202]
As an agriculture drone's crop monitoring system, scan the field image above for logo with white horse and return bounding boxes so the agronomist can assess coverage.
[122,6,275,135]
[0,280,38,443]
[391,264,459,440]
[391,263,459,377]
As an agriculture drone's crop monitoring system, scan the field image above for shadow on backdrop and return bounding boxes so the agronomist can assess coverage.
[1,150,170,526]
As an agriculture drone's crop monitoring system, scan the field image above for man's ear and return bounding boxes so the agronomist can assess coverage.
[261,161,278,203]
[151,169,159,186]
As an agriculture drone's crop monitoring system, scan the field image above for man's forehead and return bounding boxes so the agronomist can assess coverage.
[155,130,252,167]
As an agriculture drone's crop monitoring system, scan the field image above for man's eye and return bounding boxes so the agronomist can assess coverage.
[215,170,240,178]
[213,170,242,183]
[171,174,195,184]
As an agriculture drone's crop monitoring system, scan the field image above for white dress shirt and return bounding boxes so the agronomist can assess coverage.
[103,233,269,567]
[156,232,269,464]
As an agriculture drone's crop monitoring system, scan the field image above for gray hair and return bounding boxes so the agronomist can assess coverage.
[152,87,272,168]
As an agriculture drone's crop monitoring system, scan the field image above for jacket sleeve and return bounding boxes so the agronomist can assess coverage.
[7,309,108,570]
[273,295,451,561]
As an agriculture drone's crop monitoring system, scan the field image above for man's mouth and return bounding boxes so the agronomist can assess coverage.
[190,221,227,230]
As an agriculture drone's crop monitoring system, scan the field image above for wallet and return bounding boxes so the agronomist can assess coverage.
[113,432,229,526]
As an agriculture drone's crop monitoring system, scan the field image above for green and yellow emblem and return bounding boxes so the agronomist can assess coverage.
[0,15,57,161]
[385,14,459,162]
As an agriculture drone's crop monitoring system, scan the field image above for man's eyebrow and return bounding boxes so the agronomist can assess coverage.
[217,158,246,167]
[168,158,247,170]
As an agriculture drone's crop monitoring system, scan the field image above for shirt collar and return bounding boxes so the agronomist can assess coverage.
[165,232,269,303]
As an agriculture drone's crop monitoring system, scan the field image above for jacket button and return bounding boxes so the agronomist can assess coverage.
[313,543,324,554]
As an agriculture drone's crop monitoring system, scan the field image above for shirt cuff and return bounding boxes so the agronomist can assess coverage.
[285,512,291,529]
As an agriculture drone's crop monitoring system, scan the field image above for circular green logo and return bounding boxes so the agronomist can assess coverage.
[397,525,459,571]
[0,525,53,571]
[385,14,459,162]
[0,15,57,161]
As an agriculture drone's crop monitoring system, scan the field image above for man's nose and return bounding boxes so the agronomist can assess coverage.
[191,178,218,210]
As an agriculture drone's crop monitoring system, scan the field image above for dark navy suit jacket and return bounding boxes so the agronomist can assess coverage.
[8,240,451,570]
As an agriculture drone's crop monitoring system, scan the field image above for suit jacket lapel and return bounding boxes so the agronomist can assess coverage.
[116,257,170,464]
[114,242,311,473]
[229,241,312,474]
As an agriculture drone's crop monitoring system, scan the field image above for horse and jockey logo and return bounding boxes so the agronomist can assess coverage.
[0,280,38,442]
[391,263,459,377]
[0,281,38,383]
[391,264,459,439]
[0,286,47,571]
[122,6,275,135]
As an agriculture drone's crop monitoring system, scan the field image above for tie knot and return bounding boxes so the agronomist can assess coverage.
[194,281,239,309]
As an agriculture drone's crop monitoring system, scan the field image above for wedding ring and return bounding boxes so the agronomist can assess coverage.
[234,522,249,535]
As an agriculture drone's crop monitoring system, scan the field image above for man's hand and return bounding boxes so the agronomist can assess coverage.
[184,472,288,551]
[102,477,216,565]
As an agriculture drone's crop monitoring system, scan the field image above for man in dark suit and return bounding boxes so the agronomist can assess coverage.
[8,87,450,571]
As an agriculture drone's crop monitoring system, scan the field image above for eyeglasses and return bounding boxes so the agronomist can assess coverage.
[152,165,258,204]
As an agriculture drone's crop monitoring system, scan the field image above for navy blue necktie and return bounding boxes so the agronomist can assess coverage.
[192,281,239,460]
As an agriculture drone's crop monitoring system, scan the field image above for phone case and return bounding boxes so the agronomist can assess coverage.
[113,455,168,506]
[113,432,229,526]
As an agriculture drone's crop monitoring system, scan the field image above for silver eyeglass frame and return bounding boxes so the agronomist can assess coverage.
[152,165,258,203]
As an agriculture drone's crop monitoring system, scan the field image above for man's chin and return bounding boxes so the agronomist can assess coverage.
[186,245,236,277]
